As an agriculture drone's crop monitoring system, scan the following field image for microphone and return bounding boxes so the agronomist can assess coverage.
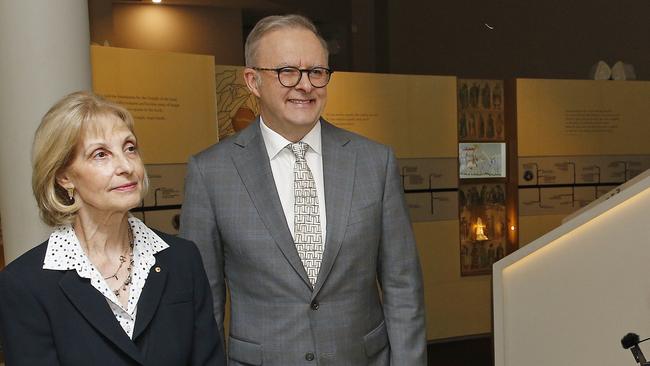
[622,332,650,365]
[624,333,642,349]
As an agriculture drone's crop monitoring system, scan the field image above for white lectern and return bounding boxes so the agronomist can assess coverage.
[493,169,650,366]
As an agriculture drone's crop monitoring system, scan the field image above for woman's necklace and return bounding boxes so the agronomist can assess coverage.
[103,255,127,281]
[105,227,135,298]
[113,254,134,298]
[103,227,134,281]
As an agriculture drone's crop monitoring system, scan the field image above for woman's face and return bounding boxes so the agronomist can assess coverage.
[59,114,145,216]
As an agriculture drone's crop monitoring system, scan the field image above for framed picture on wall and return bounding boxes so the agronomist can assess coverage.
[459,183,507,276]
[459,142,506,178]
[215,66,259,140]
[457,79,505,141]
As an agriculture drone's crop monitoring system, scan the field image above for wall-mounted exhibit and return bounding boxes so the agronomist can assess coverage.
[516,79,650,245]
[458,79,505,142]
[459,182,507,276]
[457,79,515,277]
[215,66,258,139]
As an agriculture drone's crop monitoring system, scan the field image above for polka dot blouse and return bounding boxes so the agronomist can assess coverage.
[42,215,169,339]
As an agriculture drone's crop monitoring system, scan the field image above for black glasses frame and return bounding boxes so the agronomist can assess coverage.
[252,66,333,88]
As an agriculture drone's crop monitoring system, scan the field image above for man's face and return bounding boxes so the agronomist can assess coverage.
[245,27,329,141]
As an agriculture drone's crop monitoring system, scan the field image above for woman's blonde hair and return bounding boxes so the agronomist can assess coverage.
[32,91,148,226]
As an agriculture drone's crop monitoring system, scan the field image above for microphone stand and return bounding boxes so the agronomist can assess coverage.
[629,344,650,366]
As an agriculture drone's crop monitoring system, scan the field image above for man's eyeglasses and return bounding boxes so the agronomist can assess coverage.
[252,66,333,88]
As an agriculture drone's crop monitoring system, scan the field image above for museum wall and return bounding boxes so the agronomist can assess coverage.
[515,79,650,245]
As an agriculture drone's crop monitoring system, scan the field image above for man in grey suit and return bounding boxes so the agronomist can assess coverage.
[180,14,426,365]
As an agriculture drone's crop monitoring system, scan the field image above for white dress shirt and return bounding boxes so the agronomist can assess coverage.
[43,215,169,338]
[259,117,327,244]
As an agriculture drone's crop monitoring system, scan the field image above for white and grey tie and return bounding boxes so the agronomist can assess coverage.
[290,142,323,286]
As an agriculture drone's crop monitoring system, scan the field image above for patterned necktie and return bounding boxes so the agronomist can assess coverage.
[290,142,323,286]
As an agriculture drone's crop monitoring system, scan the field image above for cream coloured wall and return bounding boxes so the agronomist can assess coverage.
[415,221,492,339]
[494,170,650,365]
[0,0,91,263]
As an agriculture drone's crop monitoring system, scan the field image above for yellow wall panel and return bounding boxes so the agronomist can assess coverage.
[517,79,650,156]
[92,45,217,164]
[325,72,457,158]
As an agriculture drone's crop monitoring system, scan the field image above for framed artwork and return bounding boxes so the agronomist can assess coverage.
[459,142,506,178]
[458,79,505,141]
[215,66,259,140]
[459,183,507,276]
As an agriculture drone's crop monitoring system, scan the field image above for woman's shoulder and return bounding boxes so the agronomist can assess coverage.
[0,241,60,293]
[2,240,49,276]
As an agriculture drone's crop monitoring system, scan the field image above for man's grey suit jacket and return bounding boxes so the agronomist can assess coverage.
[180,119,426,366]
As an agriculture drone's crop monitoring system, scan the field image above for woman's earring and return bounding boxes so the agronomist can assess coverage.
[67,187,75,201]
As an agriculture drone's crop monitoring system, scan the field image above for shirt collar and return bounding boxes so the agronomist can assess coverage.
[43,215,169,273]
[259,116,322,160]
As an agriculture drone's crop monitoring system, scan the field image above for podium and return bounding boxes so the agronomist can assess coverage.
[493,169,650,365]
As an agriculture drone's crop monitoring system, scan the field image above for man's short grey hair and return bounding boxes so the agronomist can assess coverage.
[244,14,329,67]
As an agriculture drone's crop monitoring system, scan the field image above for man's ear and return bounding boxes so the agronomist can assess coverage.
[243,67,262,98]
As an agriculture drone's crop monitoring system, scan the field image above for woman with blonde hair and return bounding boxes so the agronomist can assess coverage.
[0,91,225,366]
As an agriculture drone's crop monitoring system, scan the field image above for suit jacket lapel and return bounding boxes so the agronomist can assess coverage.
[59,271,144,364]
[313,121,355,296]
[231,120,312,288]
[132,255,168,340]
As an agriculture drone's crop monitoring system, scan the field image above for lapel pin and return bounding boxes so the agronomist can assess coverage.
[154,266,161,273]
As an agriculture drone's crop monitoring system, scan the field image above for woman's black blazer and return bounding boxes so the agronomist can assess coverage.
[0,230,226,366]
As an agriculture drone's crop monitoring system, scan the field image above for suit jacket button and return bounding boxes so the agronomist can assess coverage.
[305,352,315,361]
[310,301,319,310]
